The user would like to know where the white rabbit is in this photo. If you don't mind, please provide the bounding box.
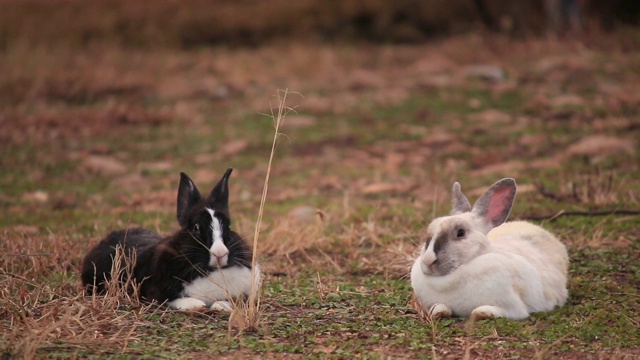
[410,178,569,320]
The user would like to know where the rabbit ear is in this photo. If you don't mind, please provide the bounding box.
[177,172,202,228]
[451,182,472,214]
[472,178,516,228]
[207,168,233,215]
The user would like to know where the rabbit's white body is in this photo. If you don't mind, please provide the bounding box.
[171,264,262,310]
[411,221,568,319]
[410,179,569,320]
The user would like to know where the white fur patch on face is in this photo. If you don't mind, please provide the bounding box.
[421,222,440,275]
[421,240,437,275]
[206,208,229,267]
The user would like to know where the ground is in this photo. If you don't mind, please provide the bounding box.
[1,32,639,359]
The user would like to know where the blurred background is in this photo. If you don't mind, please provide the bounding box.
[1,0,639,224]
[1,0,639,48]
[1,0,639,232]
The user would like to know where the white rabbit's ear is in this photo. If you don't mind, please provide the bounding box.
[472,178,516,228]
[177,172,202,228]
[451,182,472,214]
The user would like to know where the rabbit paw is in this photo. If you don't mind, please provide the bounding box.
[429,303,452,319]
[210,301,233,313]
[470,305,503,321]
[169,297,207,310]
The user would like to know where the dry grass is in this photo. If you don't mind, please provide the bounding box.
[537,170,626,206]
[260,212,327,264]
[0,231,163,359]
[569,171,619,205]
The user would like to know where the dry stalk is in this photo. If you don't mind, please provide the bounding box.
[315,273,331,300]
[229,89,294,335]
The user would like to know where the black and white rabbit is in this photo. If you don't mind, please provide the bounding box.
[81,168,260,311]
[411,178,569,320]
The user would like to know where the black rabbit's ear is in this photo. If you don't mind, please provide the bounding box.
[177,172,202,227]
[207,168,233,215]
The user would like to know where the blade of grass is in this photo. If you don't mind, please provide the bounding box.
[231,88,295,333]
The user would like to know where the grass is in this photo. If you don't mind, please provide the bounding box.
[1,27,640,359]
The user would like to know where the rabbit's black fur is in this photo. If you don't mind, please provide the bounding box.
[81,169,255,308]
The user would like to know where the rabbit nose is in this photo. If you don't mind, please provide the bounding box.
[211,249,229,258]
[421,251,437,274]
[423,252,437,266]
[210,241,229,258]
[420,259,437,275]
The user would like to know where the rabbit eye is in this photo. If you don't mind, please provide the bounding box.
[456,228,465,239]
[193,224,200,232]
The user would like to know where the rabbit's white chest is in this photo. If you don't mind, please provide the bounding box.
[411,253,519,314]
[181,265,259,306]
